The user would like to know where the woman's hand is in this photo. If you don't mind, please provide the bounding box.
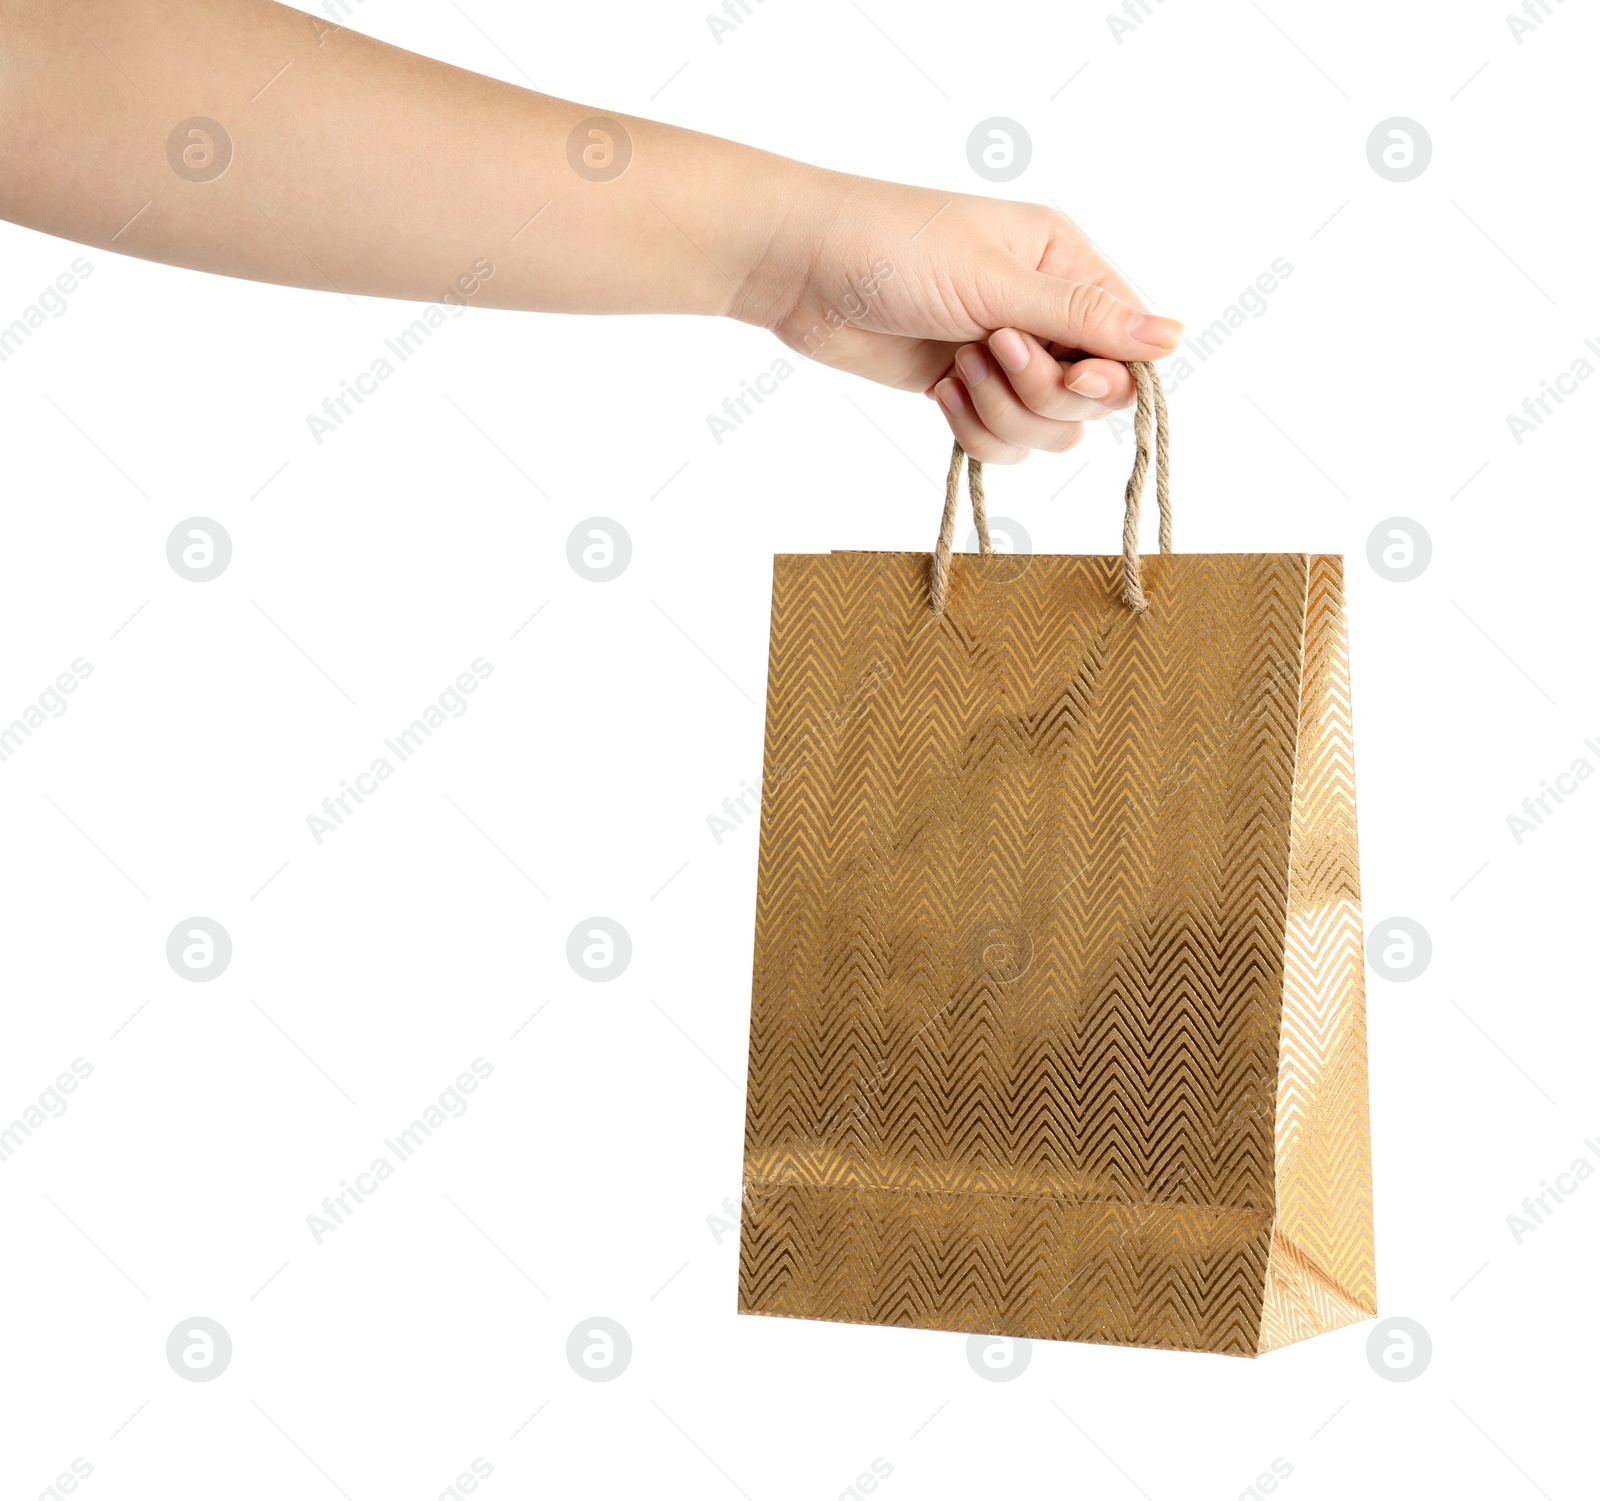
[741,173,1184,462]
[0,0,1180,467]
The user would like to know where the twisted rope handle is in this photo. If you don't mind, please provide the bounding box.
[930,440,992,615]
[929,359,1170,615]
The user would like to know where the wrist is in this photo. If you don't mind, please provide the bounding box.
[722,154,846,329]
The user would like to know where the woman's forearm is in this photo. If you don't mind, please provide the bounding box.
[0,0,814,319]
[2,0,1185,456]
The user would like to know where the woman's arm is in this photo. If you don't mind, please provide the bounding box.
[0,0,1183,458]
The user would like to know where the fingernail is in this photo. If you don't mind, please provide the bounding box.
[1128,313,1184,350]
[936,378,968,415]
[1067,369,1110,398]
[990,328,1029,373]
[955,346,989,386]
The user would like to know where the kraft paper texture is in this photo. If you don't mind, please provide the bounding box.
[738,550,1376,1356]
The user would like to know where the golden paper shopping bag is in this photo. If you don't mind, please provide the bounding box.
[738,365,1376,1356]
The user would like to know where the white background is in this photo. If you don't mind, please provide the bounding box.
[3,0,1597,1497]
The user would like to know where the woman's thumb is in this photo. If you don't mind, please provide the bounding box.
[1003,271,1183,361]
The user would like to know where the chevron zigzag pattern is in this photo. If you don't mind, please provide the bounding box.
[1259,554,1376,1351]
[738,549,1376,1356]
